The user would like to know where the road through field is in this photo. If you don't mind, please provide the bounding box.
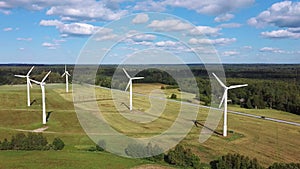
[91,84,300,127]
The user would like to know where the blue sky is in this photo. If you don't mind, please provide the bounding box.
[0,0,300,64]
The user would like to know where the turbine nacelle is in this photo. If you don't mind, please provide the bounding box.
[30,71,51,86]
[62,65,71,77]
[212,73,248,108]
[123,68,144,91]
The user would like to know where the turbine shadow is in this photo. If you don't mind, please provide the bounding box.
[46,111,53,122]
[30,99,37,106]
[74,98,113,103]
[120,102,130,110]
[192,120,222,136]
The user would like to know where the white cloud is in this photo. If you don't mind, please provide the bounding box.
[133,0,166,12]
[214,13,234,22]
[218,23,242,28]
[3,27,13,31]
[261,29,300,39]
[93,27,117,41]
[39,19,62,27]
[259,47,284,53]
[16,37,32,41]
[248,1,300,28]
[42,42,59,49]
[222,50,239,56]
[132,13,149,24]
[148,19,192,31]
[189,26,221,36]
[46,1,127,21]
[42,38,65,49]
[162,0,254,15]
[131,34,156,42]
[1,0,127,21]
[40,20,102,36]
[155,40,179,47]
[94,34,118,41]
[59,23,100,36]
[19,47,25,51]
[189,38,236,46]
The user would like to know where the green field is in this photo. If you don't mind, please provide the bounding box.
[0,83,300,168]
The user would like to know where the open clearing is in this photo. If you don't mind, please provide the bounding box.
[0,83,300,168]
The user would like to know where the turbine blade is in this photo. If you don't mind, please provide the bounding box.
[228,84,248,89]
[122,68,131,78]
[132,77,144,80]
[66,72,71,76]
[219,92,226,108]
[30,79,41,85]
[28,79,33,88]
[41,71,51,83]
[14,75,26,78]
[125,80,131,91]
[65,65,67,72]
[212,73,227,88]
[26,66,34,76]
[61,72,66,77]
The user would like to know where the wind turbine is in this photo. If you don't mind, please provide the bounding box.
[30,71,51,124]
[61,65,71,93]
[14,66,34,107]
[123,68,144,111]
[212,73,248,137]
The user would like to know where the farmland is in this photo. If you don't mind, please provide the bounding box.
[0,83,299,168]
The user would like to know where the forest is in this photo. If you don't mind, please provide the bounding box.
[0,64,299,115]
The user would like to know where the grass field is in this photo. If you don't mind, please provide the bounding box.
[0,83,300,168]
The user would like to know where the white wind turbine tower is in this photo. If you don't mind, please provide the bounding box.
[123,68,144,111]
[14,66,34,107]
[212,73,248,137]
[30,71,51,124]
[61,65,71,93]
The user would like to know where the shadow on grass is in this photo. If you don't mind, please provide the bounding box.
[192,120,223,136]
[30,99,37,106]
[120,102,130,110]
[46,111,53,122]
[74,98,113,103]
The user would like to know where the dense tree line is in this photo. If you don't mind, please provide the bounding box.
[0,133,64,151]
[210,153,300,169]
[268,162,300,169]
[211,153,264,169]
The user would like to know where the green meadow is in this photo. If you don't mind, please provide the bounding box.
[0,83,300,168]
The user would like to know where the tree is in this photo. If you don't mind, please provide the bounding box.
[52,137,65,150]
[268,162,300,169]
[165,145,201,169]
[211,153,264,169]
[0,138,11,150]
[170,93,177,99]
[125,142,164,161]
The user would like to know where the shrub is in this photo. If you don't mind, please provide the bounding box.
[211,153,264,169]
[52,137,65,150]
[268,162,300,169]
[125,142,164,161]
[170,93,177,99]
[165,145,201,169]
